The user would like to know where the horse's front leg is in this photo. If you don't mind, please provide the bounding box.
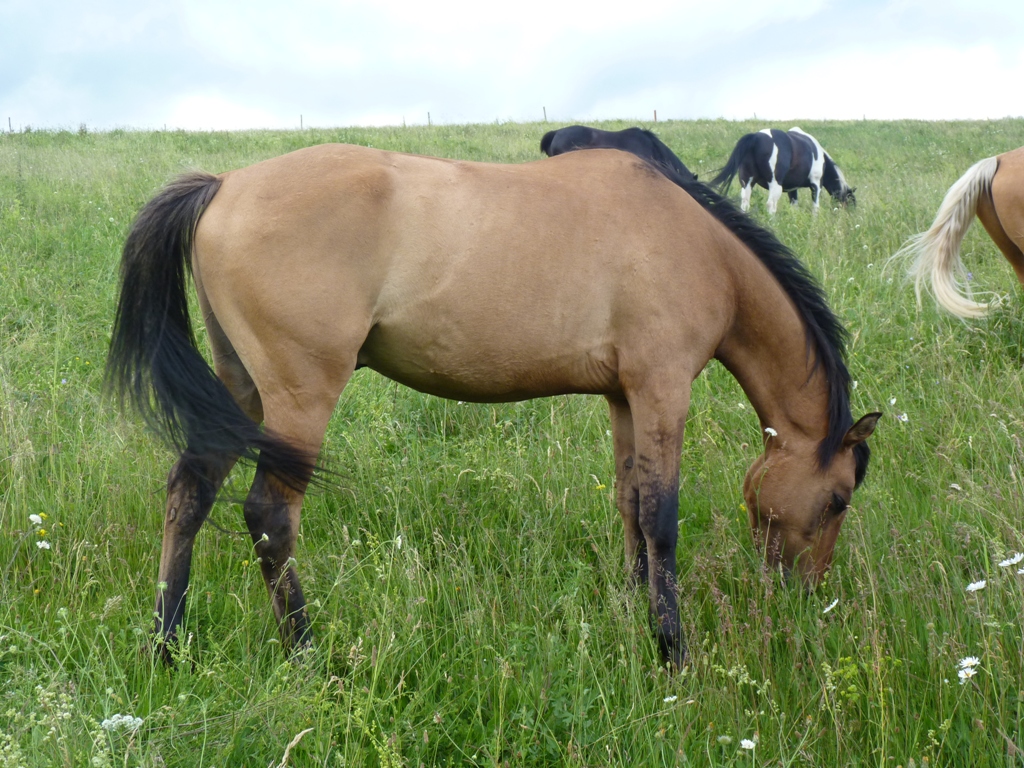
[740,178,754,212]
[630,384,690,669]
[766,178,783,215]
[155,453,236,661]
[811,183,822,213]
[607,397,646,585]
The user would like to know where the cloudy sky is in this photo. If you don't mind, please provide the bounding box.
[2,0,1022,131]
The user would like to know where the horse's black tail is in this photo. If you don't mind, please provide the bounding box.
[540,130,556,156]
[709,133,759,192]
[106,172,317,489]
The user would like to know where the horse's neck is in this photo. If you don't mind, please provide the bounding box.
[822,158,843,194]
[715,262,831,445]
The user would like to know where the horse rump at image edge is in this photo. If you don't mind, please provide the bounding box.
[898,145,1024,318]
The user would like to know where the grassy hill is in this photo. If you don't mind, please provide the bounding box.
[2,119,1023,766]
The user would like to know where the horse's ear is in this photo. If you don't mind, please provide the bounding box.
[843,412,881,448]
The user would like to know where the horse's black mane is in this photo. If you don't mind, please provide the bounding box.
[635,130,672,161]
[642,160,867,477]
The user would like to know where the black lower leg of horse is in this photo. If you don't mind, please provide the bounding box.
[788,190,799,205]
[639,472,685,669]
[244,464,311,651]
[155,453,234,661]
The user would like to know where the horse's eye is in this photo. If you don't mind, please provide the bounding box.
[830,493,848,515]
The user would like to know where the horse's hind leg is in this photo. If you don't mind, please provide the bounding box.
[242,354,356,652]
[154,297,260,660]
[156,454,236,660]
[788,190,799,206]
[244,457,315,650]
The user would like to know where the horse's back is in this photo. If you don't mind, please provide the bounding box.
[193,145,737,402]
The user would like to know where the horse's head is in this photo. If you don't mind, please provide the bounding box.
[822,156,855,207]
[836,186,857,207]
[742,412,880,586]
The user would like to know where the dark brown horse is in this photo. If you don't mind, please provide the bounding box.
[540,125,698,180]
[900,145,1024,317]
[107,145,879,667]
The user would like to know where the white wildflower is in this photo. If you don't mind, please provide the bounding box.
[958,656,980,669]
[966,580,986,592]
[897,413,909,423]
[663,695,678,703]
[36,540,51,550]
[100,713,144,732]
[822,598,839,614]
[717,735,732,745]
[764,427,777,437]
[395,535,403,550]
[998,553,1024,567]
[949,483,962,491]
[958,667,977,684]
[852,380,858,389]
[29,514,43,525]
[740,738,757,750]
[889,397,897,405]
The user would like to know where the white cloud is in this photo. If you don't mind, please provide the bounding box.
[165,92,292,131]
[708,43,1024,120]
[1,0,1022,129]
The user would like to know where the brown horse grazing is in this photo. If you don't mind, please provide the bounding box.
[901,146,1024,318]
[107,144,880,667]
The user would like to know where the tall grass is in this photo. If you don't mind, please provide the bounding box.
[2,120,1023,766]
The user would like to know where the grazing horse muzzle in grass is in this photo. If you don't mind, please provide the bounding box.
[540,124,698,180]
[743,414,878,585]
[710,127,855,214]
[898,145,1024,318]
[107,144,879,669]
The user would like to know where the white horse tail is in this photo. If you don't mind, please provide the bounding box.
[899,155,999,318]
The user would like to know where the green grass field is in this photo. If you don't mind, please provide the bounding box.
[2,119,1023,767]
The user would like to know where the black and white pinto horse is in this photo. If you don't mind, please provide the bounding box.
[541,125,698,180]
[710,128,855,214]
